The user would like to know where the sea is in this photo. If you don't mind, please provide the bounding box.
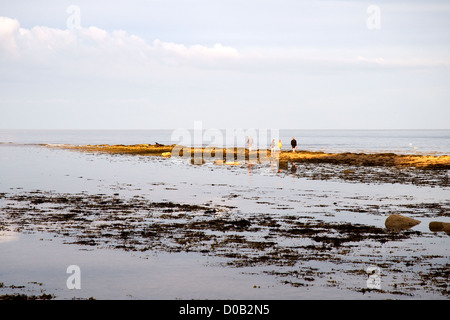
[0,129,449,300]
[1,129,450,155]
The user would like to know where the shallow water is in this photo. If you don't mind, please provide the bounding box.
[0,143,449,299]
[5,230,393,300]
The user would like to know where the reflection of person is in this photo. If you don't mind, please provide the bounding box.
[278,139,282,151]
[291,137,297,152]
[247,135,253,151]
[291,162,297,176]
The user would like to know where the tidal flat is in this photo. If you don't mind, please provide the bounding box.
[0,144,449,299]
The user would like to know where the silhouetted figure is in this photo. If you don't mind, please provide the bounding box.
[290,137,297,152]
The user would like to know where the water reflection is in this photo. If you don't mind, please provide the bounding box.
[0,231,20,243]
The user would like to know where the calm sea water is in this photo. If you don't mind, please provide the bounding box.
[1,129,449,155]
[0,129,449,299]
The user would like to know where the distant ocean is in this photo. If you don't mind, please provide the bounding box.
[1,129,449,155]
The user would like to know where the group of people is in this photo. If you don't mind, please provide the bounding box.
[268,137,298,153]
[246,135,299,153]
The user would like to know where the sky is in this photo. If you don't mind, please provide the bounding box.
[1,0,449,130]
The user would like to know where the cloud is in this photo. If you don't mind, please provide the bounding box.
[151,39,239,67]
[2,15,448,77]
[152,39,239,59]
[0,16,240,71]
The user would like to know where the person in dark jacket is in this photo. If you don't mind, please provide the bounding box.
[290,137,297,152]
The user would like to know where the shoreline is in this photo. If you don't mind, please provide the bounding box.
[47,143,450,169]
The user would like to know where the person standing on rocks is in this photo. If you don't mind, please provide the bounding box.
[291,137,297,152]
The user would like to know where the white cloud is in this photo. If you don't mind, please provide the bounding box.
[152,40,238,59]
[2,15,448,76]
[0,16,241,71]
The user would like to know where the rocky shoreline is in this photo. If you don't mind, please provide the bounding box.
[46,143,450,188]
[47,143,450,170]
